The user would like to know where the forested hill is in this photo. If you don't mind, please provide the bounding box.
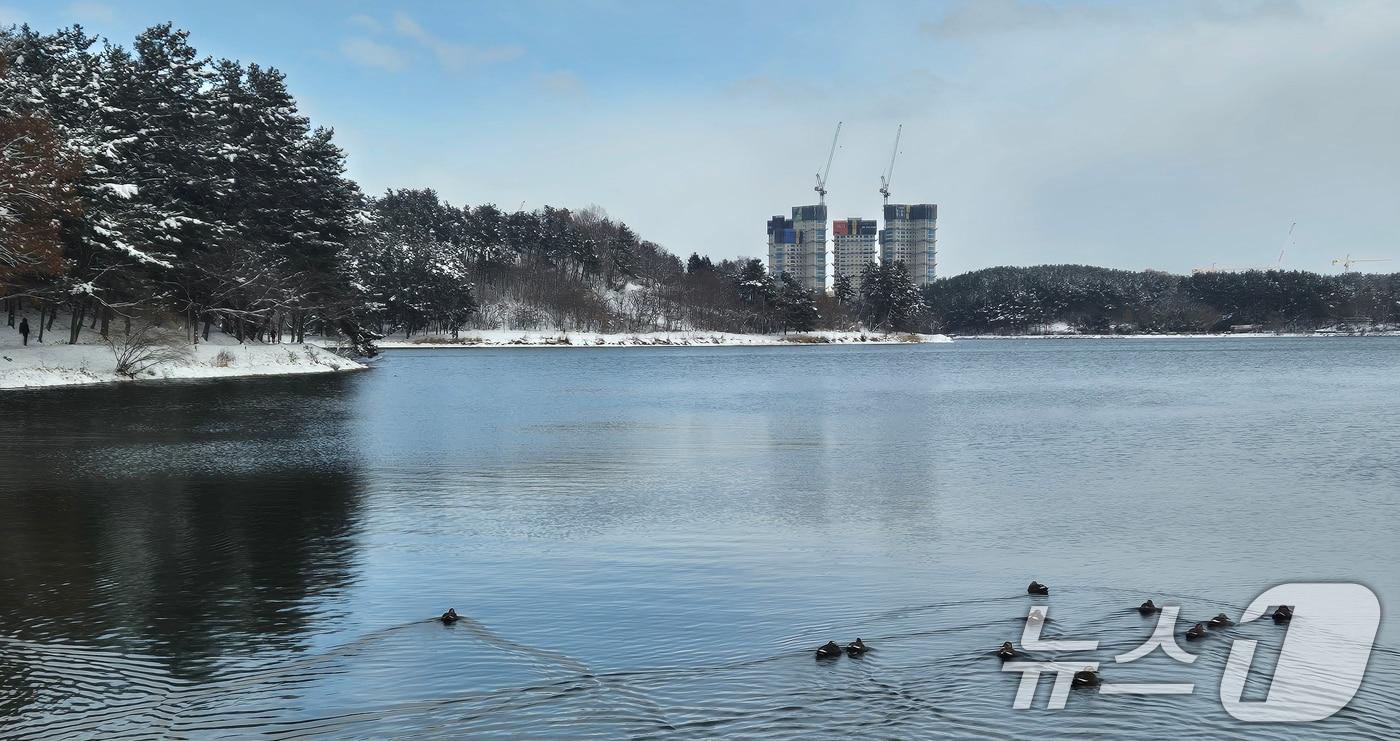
[926,265,1400,334]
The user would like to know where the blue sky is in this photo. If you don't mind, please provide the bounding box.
[4,1,1399,275]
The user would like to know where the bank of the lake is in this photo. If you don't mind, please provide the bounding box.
[378,329,953,348]
[0,339,364,390]
[952,331,1400,339]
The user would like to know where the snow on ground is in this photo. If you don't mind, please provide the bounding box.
[953,330,1400,339]
[0,317,364,390]
[378,330,953,349]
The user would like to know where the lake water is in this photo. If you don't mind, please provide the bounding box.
[2,339,1398,738]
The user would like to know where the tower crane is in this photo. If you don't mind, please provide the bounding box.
[813,122,842,206]
[878,124,902,206]
[1332,255,1391,272]
[1278,221,1295,268]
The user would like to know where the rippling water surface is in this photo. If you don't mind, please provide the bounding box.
[2,339,1399,738]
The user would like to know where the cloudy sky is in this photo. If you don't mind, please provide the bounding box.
[5,0,1399,275]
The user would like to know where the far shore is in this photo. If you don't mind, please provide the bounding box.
[950,331,1400,340]
[374,328,1399,349]
[376,330,953,349]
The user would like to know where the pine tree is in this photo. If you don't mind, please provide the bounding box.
[859,261,926,332]
[778,273,818,333]
[833,273,853,305]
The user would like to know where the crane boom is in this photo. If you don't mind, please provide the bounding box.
[1332,254,1391,272]
[879,124,902,206]
[813,122,842,205]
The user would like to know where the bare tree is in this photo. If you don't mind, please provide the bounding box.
[107,317,191,378]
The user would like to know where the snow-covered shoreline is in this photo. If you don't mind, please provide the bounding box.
[376,330,953,349]
[0,341,365,390]
[950,331,1400,340]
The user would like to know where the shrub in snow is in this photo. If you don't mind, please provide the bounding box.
[107,319,190,378]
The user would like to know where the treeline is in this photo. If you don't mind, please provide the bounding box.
[926,265,1400,334]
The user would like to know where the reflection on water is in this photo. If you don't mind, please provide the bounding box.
[1,340,1399,737]
[0,377,364,734]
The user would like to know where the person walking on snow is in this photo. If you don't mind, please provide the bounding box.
[18,317,30,346]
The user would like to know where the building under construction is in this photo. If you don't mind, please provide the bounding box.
[767,203,938,292]
[766,124,939,293]
[880,204,938,285]
[833,218,879,291]
[766,205,828,293]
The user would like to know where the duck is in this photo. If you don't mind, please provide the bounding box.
[1185,622,1207,641]
[997,641,1017,660]
[845,638,869,656]
[1027,581,1050,596]
[1272,605,1293,623]
[1072,667,1100,688]
[816,641,843,659]
[1208,613,1234,628]
[1026,608,1046,625]
[1138,599,1160,615]
[440,608,460,624]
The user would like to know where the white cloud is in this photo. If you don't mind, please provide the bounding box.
[65,2,116,25]
[538,70,584,97]
[346,14,382,34]
[920,0,1302,38]
[391,12,523,70]
[346,1,1400,275]
[339,37,406,72]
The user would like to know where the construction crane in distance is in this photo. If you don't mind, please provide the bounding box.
[1278,221,1295,268]
[1332,254,1391,272]
[813,121,842,206]
[1192,222,1295,274]
[879,124,903,206]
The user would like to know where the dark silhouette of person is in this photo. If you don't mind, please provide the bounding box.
[18,317,30,346]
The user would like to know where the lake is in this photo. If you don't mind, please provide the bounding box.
[2,339,1398,738]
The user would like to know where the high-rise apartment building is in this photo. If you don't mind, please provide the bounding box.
[879,204,938,285]
[833,217,878,290]
[767,204,827,292]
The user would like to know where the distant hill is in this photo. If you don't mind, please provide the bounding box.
[925,264,1400,334]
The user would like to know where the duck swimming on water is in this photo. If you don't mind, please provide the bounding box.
[1027,581,1049,596]
[816,641,843,659]
[1072,667,1100,687]
[1208,613,1234,628]
[1272,605,1293,623]
[997,642,1017,660]
[1138,599,1161,615]
[1185,623,1207,641]
[845,638,869,656]
[440,608,460,624]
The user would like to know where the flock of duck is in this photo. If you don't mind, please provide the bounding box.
[802,580,1296,688]
[815,638,868,659]
[1007,582,1293,687]
[435,581,1297,688]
